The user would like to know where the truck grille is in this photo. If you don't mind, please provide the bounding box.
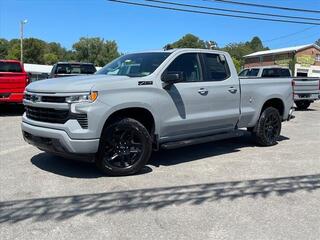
[26,106,69,124]
[24,94,66,103]
[25,106,88,128]
[41,96,66,103]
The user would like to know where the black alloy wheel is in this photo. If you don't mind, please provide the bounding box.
[96,118,152,176]
[253,107,282,146]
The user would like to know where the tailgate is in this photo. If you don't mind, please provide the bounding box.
[0,72,27,94]
[293,77,319,94]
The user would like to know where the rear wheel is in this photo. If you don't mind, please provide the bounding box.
[96,118,152,176]
[295,100,311,110]
[253,107,281,146]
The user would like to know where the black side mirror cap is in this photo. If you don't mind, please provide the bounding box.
[161,71,183,85]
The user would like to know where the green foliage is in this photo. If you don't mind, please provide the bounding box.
[222,36,268,67]
[43,53,59,65]
[1,37,120,66]
[23,38,47,63]
[232,57,241,73]
[72,37,120,66]
[0,39,9,59]
[166,34,207,49]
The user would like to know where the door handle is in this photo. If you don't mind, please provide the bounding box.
[198,88,208,95]
[228,87,238,94]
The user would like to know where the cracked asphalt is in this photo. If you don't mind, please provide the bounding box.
[0,102,319,240]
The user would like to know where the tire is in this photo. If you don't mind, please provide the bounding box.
[96,118,152,176]
[253,107,281,146]
[295,101,311,110]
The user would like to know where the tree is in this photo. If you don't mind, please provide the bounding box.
[249,36,265,52]
[232,57,241,73]
[6,39,21,60]
[316,39,320,47]
[166,34,207,49]
[72,37,120,66]
[23,38,47,63]
[43,53,59,65]
[223,36,268,67]
[0,39,9,59]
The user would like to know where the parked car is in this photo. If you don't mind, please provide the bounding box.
[49,62,96,78]
[0,60,29,104]
[22,49,294,176]
[239,66,320,110]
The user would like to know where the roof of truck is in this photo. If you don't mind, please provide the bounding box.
[244,44,320,58]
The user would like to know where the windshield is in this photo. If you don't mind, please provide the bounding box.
[55,64,96,74]
[96,52,171,77]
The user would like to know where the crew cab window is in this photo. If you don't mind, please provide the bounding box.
[166,53,201,82]
[0,62,22,72]
[239,68,259,77]
[262,68,291,78]
[203,54,230,81]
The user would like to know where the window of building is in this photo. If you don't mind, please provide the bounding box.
[315,54,320,62]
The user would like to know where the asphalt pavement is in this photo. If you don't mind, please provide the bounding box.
[0,102,319,240]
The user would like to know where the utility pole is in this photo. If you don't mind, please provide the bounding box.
[20,19,28,63]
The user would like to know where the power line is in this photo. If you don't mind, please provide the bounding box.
[263,27,316,43]
[108,0,320,26]
[205,0,320,14]
[146,0,320,22]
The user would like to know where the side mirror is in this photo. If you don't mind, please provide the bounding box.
[162,71,183,85]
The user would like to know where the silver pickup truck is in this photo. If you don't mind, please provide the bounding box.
[22,49,294,176]
[239,66,320,110]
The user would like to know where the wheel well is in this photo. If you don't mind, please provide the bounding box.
[261,98,285,117]
[103,107,155,135]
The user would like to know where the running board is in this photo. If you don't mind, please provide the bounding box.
[160,130,244,150]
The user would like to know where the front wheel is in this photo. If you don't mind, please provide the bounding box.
[253,107,282,146]
[295,100,311,110]
[96,118,152,176]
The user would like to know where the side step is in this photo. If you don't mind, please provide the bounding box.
[160,130,244,150]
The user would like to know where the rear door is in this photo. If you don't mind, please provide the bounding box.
[199,53,240,131]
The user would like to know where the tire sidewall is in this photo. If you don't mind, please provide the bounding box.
[254,107,281,146]
[96,118,152,176]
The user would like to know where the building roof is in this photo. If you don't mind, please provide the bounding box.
[244,44,320,58]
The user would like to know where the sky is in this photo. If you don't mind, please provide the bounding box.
[0,0,319,53]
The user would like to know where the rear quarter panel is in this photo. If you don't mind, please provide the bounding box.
[238,77,293,128]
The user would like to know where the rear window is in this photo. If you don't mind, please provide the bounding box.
[262,68,291,78]
[0,62,22,72]
[239,68,259,77]
[55,64,96,74]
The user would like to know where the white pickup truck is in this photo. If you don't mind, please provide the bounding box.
[239,66,320,110]
[22,49,294,175]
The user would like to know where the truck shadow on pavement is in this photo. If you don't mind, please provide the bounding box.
[30,133,289,178]
[0,173,319,224]
[0,104,24,116]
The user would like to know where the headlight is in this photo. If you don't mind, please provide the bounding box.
[65,91,98,103]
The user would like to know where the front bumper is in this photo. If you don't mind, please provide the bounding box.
[22,121,99,162]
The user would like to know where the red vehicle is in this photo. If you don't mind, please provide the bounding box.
[0,60,29,103]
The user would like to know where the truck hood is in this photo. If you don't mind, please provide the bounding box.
[26,74,129,93]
